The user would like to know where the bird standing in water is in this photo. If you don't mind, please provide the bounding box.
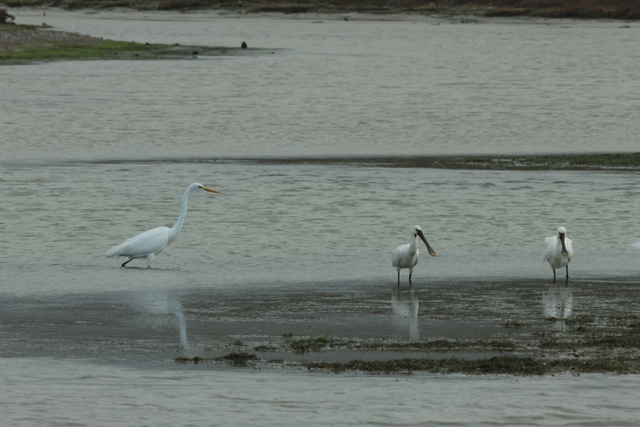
[106,183,220,268]
[544,226,573,286]
[392,225,436,285]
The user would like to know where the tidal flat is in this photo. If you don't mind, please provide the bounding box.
[168,280,640,375]
[5,276,635,376]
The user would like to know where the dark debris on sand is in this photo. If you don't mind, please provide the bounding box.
[175,314,640,375]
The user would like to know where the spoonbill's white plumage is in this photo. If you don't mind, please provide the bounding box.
[106,183,220,268]
[392,225,436,285]
[544,226,573,286]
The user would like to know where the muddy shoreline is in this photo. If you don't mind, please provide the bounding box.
[2,0,640,19]
[0,23,270,62]
[229,152,640,171]
[8,277,640,376]
[175,310,640,375]
[169,278,640,375]
[85,152,640,171]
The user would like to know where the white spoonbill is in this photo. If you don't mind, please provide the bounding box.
[106,183,220,268]
[392,225,436,285]
[544,226,573,286]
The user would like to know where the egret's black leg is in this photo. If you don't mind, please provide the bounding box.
[121,258,133,268]
[409,273,412,285]
[553,269,556,284]
[397,271,400,286]
[565,266,569,287]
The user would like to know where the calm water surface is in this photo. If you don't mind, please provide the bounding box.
[1,9,640,426]
[4,9,640,161]
[3,358,640,426]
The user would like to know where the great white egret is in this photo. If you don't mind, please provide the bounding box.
[544,226,573,286]
[106,183,220,268]
[392,225,436,285]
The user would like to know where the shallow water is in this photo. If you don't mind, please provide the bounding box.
[5,9,640,161]
[2,161,639,291]
[2,9,640,426]
[3,358,640,427]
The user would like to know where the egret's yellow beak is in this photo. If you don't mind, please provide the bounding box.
[203,187,221,194]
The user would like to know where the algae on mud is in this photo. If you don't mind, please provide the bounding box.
[175,312,640,375]
[175,352,260,366]
[299,355,640,375]
[254,334,519,354]
[175,352,640,375]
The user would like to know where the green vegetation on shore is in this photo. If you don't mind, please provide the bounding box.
[0,39,167,61]
[0,24,267,63]
[0,23,35,31]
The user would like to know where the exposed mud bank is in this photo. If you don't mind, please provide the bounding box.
[177,152,640,171]
[2,0,640,19]
[176,313,640,375]
[0,23,271,63]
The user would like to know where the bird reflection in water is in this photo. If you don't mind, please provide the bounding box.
[391,286,420,340]
[542,285,573,331]
[131,291,191,352]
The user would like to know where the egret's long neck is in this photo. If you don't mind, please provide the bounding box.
[169,187,193,242]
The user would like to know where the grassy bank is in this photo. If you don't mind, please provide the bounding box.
[0,33,168,62]
[0,24,268,63]
[2,0,640,19]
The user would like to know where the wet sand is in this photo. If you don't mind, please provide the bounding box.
[3,277,639,374]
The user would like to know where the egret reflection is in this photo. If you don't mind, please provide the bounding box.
[391,286,420,340]
[542,286,573,331]
[131,291,191,352]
